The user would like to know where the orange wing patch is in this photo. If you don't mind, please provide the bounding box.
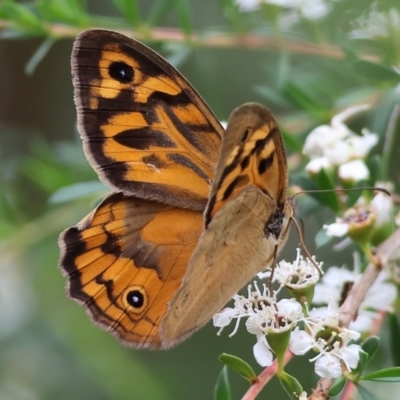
[60,193,203,348]
[72,29,223,211]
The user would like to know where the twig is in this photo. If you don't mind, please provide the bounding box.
[309,228,400,400]
[0,20,379,61]
[242,351,294,400]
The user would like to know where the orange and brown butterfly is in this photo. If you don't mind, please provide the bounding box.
[59,29,293,349]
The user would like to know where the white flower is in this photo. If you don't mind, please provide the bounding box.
[323,221,349,237]
[213,281,304,368]
[323,203,376,241]
[303,104,378,173]
[290,309,362,378]
[338,159,369,182]
[265,248,322,290]
[370,191,393,228]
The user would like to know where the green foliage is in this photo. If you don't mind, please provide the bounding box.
[214,366,232,400]
[219,353,258,384]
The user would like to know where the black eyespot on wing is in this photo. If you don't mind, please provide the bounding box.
[127,289,145,308]
[109,61,134,83]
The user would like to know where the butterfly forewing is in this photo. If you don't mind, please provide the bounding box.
[162,103,293,345]
[72,29,223,211]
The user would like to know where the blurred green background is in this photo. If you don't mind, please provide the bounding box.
[1,0,400,399]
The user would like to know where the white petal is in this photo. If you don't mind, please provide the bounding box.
[303,125,338,158]
[213,308,237,327]
[331,104,370,127]
[314,354,342,378]
[362,281,397,311]
[341,344,361,370]
[277,298,302,318]
[323,222,349,237]
[351,130,378,158]
[370,192,393,227]
[305,157,331,174]
[326,140,353,165]
[348,310,375,332]
[245,315,262,335]
[338,160,369,182]
[290,330,315,355]
[253,340,274,367]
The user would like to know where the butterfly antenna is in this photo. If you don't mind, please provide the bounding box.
[291,186,390,198]
[290,216,323,277]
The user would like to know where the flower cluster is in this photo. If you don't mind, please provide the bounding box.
[303,104,378,182]
[213,247,397,378]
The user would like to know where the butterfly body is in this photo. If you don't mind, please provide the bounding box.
[59,29,292,349]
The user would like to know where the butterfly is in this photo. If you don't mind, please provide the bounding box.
[59,29,293,349]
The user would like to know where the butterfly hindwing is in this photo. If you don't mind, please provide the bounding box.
[72,29,223,211]
[60,193,203,348]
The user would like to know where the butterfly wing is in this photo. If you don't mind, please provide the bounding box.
[60,193,203,348]
[72,29,223,211]
[162,103,293,345]
[61,29,223,348]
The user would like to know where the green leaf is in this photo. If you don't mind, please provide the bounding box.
[175,0,192,36]
[1,1,46,34]
[219,353,258,384]
[361,367,400,382]
[389,314,400,366]
[284,82,328,120]
[280,128,303,153]
[328,377,346,397]
[147,0,174,26]
[355,383,378,400]
[360,336,379,361]
[49,181,108,204]
[214,366,232,400]
[38,0,90,26]
[313,169,339,212]
[351,60,400,83]
[351,350,369,377]
[255,86,292,109]
[25,37,56,75]
[217,0,246,32]
[111,0,140,26]
[279,372,303,399]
